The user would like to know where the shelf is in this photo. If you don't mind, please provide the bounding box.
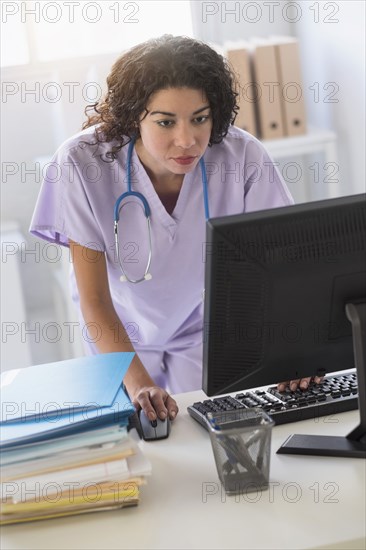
[262,126,338,163]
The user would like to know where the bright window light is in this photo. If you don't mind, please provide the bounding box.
[1,1,194,65]
[1,16,29,67]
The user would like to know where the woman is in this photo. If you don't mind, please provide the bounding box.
[30,35,303,423]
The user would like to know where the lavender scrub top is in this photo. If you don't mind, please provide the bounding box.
[30,125,293,385]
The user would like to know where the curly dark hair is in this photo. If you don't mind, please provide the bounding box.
[82,35,239,160]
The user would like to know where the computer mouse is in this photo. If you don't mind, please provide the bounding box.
[138,410,171,441]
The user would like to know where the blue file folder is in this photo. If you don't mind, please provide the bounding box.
[0,353,136,449]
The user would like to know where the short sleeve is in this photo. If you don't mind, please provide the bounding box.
[243,138,294,212]
[29,144,105,251]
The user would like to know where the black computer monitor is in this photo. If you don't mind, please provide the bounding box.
[203,193,366,458]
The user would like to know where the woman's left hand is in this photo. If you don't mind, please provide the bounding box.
[277,376,324,392]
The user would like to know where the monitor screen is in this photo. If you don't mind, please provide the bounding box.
[203,193,366,397]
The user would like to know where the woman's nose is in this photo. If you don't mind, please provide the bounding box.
[173,125,196,149]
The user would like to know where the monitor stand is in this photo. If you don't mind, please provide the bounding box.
[277,302,366,458]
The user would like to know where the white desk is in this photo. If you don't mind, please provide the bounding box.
[1,390,365,550]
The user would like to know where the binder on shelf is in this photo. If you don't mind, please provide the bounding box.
[225,41,257,136]
[272,36,307,137]
[251,38,285,140]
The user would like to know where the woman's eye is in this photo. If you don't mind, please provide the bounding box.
[194,115,210,124]
[157,120,174,128]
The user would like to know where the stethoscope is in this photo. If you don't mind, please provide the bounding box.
[114,137,210,283]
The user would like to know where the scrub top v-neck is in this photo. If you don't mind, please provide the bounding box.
[129,144,195,236]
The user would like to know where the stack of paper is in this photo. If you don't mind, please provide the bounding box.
[0,353,152,524]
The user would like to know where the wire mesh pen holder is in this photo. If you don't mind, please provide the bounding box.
[207,408,274,495]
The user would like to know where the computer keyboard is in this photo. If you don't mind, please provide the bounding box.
[187,370,359,430]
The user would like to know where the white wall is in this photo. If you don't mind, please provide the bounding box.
[1,57,116,367]
[192,0,366,200]
[191,0,295,41]
[1,0,365,367]
[294,0,365,197]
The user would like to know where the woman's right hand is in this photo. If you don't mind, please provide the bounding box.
[130,385,179,422]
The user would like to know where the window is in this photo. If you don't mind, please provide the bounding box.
[1,14,29,66]
[1,1,194,66]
